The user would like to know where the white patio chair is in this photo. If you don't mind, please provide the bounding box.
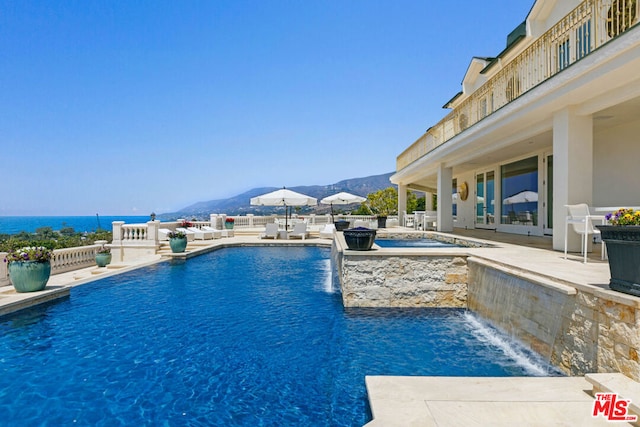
[260,223,279,239]
[403,212,414,228]
[319,224,336,239]
[423,210,437,230]
[288,222,309,240]
[564,204,605,263]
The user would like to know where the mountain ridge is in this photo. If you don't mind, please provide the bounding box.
[160,172,394,219]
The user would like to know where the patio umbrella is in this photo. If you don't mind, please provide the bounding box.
[503,190,538,205]
[320,191,367,220]
[250,187,317,230]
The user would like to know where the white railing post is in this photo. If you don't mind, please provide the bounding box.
[112,221,125,243]
[147,220,159,245]
[0,252,9,286]
[248,214,254,227]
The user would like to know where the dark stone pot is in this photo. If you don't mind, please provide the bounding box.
[334,220,350,231]
[597,225,640,297]
[377,216,387,228]
[343,227,376,251]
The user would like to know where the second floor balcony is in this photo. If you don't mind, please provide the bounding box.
[397,0,639,171]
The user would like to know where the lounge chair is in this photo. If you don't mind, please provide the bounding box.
[288,222,309,240]
[201,226,223,239]
[187,227,214,240]
[260,223,279,239]
[158,228,172,241]
[319,224,336,239]
[159,228,195,242]
[175,227,196,242]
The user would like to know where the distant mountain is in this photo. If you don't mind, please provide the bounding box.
[160,172,394,220]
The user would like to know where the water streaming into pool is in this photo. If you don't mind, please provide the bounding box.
[0,246,560,426]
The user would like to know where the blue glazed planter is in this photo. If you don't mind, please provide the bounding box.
[169,237,188,253]
[8,261,51,293]
[225,222,234,229]
[95,253,112,267]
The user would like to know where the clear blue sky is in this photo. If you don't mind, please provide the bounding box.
[1,0,533,216]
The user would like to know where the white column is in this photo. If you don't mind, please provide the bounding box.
[552,108,593,251]
[437,165,454,232]
[425,192,434,210]
[398,184,407,225]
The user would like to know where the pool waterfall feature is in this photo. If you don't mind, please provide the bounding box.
[333,232,640,381]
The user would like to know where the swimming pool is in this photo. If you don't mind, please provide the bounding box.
[0,246,559,426]
[375,238,461,248]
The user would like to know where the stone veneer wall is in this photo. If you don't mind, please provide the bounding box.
[333,236,468,308]
[334,234,640,380]
[467,258,640,381]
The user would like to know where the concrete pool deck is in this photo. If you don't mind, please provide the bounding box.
[365,375,638,426]
[1,229,638,426]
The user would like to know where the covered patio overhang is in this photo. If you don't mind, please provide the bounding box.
[392,27,640,251]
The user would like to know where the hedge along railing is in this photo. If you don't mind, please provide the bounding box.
[397,0,640,170]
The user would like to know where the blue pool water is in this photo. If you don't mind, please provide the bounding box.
[0,247,558,426]
[375,238,460,248]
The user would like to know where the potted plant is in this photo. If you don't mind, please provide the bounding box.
[3,246,54,292]
[95,244,112,267]
[225,217,235,230]
[597,208,640,296]
[367,187,398,229]
[167,229,188,253]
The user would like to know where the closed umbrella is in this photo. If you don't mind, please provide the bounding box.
[250,187,317,230]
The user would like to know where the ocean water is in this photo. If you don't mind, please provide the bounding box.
[0,216,150,235]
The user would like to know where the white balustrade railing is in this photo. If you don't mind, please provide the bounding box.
[0,244,106,284]
[51,244,103,274]
[121,224,148,241]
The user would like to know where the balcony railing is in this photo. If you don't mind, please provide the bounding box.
[397,0,639,171]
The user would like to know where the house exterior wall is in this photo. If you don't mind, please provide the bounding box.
[594,119,640,206]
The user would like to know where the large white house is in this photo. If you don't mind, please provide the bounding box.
[391,0,640,251]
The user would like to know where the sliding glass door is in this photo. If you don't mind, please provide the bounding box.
[475,170,496,229]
